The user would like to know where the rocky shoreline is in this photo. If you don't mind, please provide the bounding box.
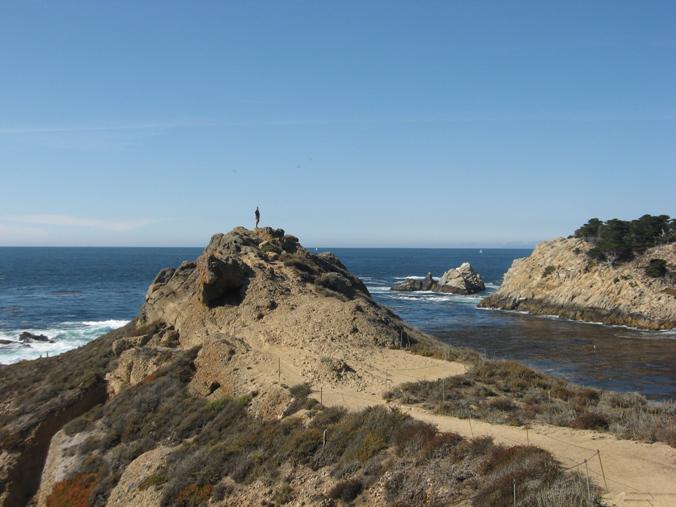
[479,237,676,330]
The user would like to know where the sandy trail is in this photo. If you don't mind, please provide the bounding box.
[249,343,676,507]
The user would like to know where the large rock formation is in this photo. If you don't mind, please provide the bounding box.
[392,262,485,295]
[479,238,676,330]
[0,226,443,507]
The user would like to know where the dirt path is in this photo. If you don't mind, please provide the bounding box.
[254,344,676,507]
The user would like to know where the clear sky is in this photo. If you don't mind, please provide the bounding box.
[1,1,674,247]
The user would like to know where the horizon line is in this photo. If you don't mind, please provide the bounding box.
[0,244,536,249]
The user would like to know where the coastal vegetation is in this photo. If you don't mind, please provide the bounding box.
[385,359,676,447]
[51,350,601,507]
[574,214,674,266]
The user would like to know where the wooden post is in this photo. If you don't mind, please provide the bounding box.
[468,415,474,437]
[512,478,516,507]
[278,358,281,383]
[320,386,323,405]
[323,429,327,447]
[441,379,445,404]
[597,450,608,492]
[584,459,591,503]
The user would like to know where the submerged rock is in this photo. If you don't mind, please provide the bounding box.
[392,263,486,295]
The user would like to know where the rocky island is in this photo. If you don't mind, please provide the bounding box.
[480,215,676,330]
[391,262,485,294]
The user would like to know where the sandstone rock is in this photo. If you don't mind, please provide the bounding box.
[106,347,180,395]
[259,240,281,254]
[317,252,347,271]
[438,262,486,294]
[479,238,676,330]
[391,264,485,295]
[198,255,252,307]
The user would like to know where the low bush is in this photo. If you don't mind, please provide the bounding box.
[328,478,363,502]
[646,258,668,278]
[386,359,676,447]
[571,411,609,430]
[46,473,98,507]
[543,265,556,277]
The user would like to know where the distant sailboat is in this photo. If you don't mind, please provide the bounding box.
[479,249,483,254]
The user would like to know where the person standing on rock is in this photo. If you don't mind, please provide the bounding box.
[255,206,260,228]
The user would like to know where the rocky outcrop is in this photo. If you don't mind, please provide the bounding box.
[391,262,486,295]
[479,238,676,330]
[0,226,443,507]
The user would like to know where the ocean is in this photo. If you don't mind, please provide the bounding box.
[1,246,675,400]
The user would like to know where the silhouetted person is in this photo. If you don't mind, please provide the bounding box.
[255,206,260,228]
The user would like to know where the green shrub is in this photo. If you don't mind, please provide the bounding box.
[646,258,668,278]
[328,478,363,502]
[575,215,674,265]
[543,265,556,277]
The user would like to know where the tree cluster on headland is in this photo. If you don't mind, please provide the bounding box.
[574,214,674,267]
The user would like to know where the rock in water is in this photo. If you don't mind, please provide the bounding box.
[18,331,54,343]
[438,262,486,294]
[391,263,485,295]
[479,238,676,330]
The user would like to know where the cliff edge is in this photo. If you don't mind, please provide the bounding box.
[479,237,676,330]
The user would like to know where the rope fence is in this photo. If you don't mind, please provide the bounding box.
[268,351,673,503]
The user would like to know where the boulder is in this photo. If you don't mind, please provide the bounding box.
[18,332,54,343]
[391,272,436,292]
[438,262,486,294]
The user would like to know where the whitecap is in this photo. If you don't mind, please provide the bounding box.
[0,319,130,365]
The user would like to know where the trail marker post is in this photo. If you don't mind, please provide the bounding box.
[597,449,608,492]
[584,459,591,503]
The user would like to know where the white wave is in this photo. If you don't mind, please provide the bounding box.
[0,319,130,365]
[367,286,391,293]
[484,282,500,289]
[80,320,129,328]
[393,275,439,281]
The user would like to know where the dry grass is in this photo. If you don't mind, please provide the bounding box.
[386,359,676,447]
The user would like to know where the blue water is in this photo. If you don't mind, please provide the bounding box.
[1,247,675,399]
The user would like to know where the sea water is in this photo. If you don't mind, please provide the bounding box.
[1,246,674,399]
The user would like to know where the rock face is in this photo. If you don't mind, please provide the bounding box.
[392,262,486,295]
[479,238,676,330]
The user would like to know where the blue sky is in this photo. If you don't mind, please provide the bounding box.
[1,1,674,247]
